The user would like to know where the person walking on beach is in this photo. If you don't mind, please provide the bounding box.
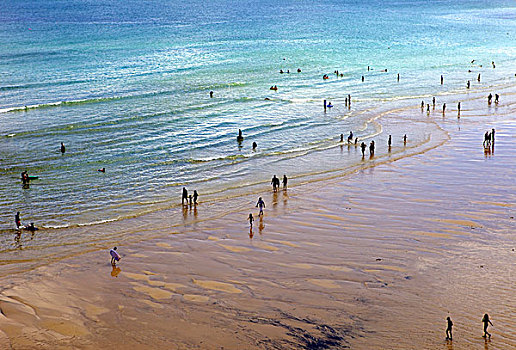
[483,131,491,147]
[432,97,436,108]
[403,134,407,145]
[388,135,392,148]
[15,212,21,229]
[248,213,254,228]
[283,175,288,189]
[495,94,499,104]
[446,317,453,340]
[182,187,188,205]
[256,197,266,216]
[193,190,198,205]
[347,131,353,143]
[110,247,121,266]
[271,175,280,192]
[360,142,366,156]
[369,140,375,155]
[421,101,424,109]
[482,313,493,338]
[488,93,492,104]
[443,103,446,114]
[340,134,344,142]
[457,102,461,115]
[491,128,495,143]
[60,142,66,154]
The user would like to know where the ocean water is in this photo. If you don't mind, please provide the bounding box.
[1,0,516,231]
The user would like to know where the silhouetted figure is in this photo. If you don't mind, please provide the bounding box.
[237,129,244,142]
[182,187,188,205]
[367,66,370,71]
[324,99,327,111]
[345,97,348,106]
[457,102,461,115]
[403,134,407,145]
[432,97,436,107]
[355,137,358,145]
[110,247,121,266]
[467,80,470,89]
[248,213,254,228]
[492,61,495,68]
[477,73,481,82]
[210,91,214,98]
[495,94,499,104]
[271,175,280,192]
[397,73,400,82]
[25,222,38,232]
[347,131,353,143]
[483,131,491,147]
[488,93,493,104]
[369,140,375,155]
[361,75,364,82]
[348,94,351,106]
[297,68,301,73]
[252,141,257,149]
[15,212,21,229]
[427,104,430,113]
[193,190,198,205]
[421,101,424,109]
[60,142,66,154]
[188,194,193,206]
[441,75,444,84]
[21,171,29,184]
[446,317,453,340]
[256,197,265,216]
[482,314,493,338]
[280,69,284,74]
[283,174,288,189]
[340,134,344,142]
[443,103,446,114]
[360,142,366,156]
[388,135,392,147]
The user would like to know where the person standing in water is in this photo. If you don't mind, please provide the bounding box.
[491,128,495,143]
[60,142,66,154]
[182,187,188,205]
[248,213,254,228]
[495,94,499,104]
[360,142,366,156]
[441,75,444,85]
[209,91,214,98]
[271,175,279,192]
[347,131,353,143]
[457,102,461,115]
[110,247,121,266]
[388,135,392,148]
[256,197,266,216]
[237,129,244,142]
[193,190,199,205]
[443,103,446,114]
[445,317,453,340]
[369,140,375,155]
[15,212,21,229]
[252,141,257,150]
[482,314,493,338]
[283,175,288,189]
[403,134,407,145]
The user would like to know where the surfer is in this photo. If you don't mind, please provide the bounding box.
[60,142,66,154]
[25,223,38,232]
[110,247,121,266]
[256,197,265,216]
[446,317,453,340]
[482,314,493,338]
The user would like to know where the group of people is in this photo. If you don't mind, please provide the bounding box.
[445,314,494,341]
[182,187,199,206]
[14,211,38,232]
[487,93,500,105]
[339,130,406,157]
[483,128,496,147]
[247,174,288,228]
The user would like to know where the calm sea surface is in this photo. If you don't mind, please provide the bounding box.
[1,0,515,230]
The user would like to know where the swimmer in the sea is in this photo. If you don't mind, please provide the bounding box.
[60,142,66,154]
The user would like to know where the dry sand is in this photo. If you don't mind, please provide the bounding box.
[1,92,515,349]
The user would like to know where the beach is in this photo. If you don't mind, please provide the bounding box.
[1,87,515,348]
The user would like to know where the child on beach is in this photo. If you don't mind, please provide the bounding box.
[248,213,254,227]
[446,317,453,340]
[482,314,493,338]
[110,247,121,266]
[256,197,265,216]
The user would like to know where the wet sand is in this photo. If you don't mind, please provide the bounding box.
[1,92,515,349]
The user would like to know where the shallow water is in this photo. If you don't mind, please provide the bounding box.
[1,0,516,232]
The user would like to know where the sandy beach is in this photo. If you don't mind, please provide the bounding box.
[1,86,515,349]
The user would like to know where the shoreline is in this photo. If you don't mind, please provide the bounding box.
[1,90,515,348]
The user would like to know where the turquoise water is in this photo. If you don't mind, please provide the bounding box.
[1,0,516,230]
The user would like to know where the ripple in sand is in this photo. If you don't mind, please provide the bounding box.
[140,299,164,309]
[207,236,219,241]
[253,242,279,251]
[266,239,300,248]
[218,244,251,252]
[123,272,149,282]
[192,279,242,293]
[434,218,482,228]
[183,294,209,302]
[307,279,341,289]
[156,242,172,248]
[149,281,187,292]
[131,282,173,300]
[473,201,514,208]
[278,262,313,269]
[130,253,147,258]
